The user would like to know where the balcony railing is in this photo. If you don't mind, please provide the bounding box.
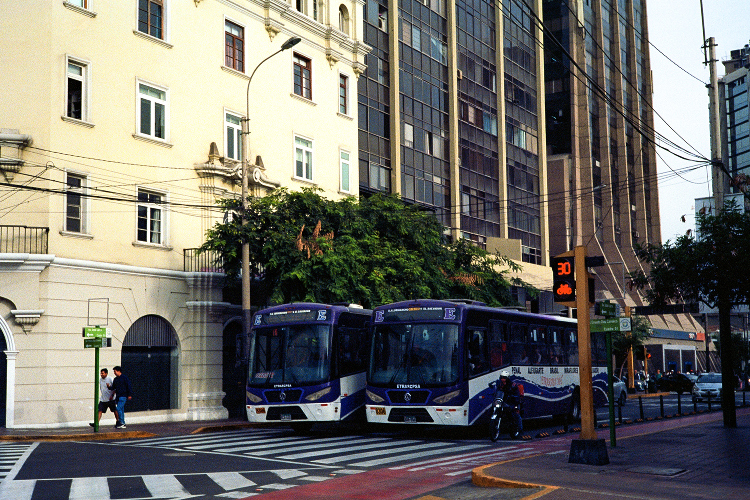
[0,225,49,254]
[184,248,224,273]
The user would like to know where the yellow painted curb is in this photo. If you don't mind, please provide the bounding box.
[0,430,156,442]
[472,459,559,499]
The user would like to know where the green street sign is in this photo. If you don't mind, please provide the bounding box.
[82,327,108,338]
[596,301,618,318]
[84,337,107,348]
[590,318,621,332]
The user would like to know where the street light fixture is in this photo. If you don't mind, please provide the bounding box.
[240,36,302,356]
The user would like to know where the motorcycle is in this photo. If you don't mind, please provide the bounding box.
[488,380,520,442]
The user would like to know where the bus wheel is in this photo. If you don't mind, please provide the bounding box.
[291,423,313,434]
[569,392,581,422]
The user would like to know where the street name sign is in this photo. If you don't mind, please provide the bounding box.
[84,337,107,348]
[82,326,109,338]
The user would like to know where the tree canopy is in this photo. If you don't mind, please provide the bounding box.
[629,200,750,427]
[200,188,534,309]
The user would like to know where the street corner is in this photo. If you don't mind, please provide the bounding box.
[471,462,552,491]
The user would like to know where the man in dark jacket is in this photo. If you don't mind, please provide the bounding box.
[498,370,523,438]
[109,365,133,429]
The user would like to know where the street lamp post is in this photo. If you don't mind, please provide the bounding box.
[240,36,302,361]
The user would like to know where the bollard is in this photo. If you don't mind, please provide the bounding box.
[743,390,746,407]
[660,395,664,417]
[618,402,622,424]
[707,393,712,411]
[639,396,644,420]
[694,398,697,413]
[677,392,682,415]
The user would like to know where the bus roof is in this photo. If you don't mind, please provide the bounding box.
[373,299,576,325]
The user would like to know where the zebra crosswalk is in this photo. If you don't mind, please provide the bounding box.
[111,428,495,469]
[0,428,552,500]
[0,442,36,483]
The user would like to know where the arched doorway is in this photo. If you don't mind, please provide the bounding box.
[223,319,245,418]
[121,315,178,412]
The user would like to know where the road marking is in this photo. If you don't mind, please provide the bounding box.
[350,444,486,468]
[142,474,192,498]
[0,442,37,483]
[69,476,110,500]
[313,441,450,465]
[207,472,256,490]
[0,479,35,500]
[276,439,421,460]
[271,469,307,479]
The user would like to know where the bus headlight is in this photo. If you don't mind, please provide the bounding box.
[367,389,385,403]
[432,390,460,405]
[305,387,332,401]
[246,391,262,403]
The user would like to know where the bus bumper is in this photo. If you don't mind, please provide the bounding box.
[366,405,468,425]
[246,403,343,423]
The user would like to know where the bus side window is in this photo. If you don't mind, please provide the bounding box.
[489,321,507,369]
[548,328,562,365]
[510,324,528,364]
[565,329,578,365]
[466,328,489,377]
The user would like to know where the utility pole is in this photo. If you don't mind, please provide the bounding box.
[705,36,724,211]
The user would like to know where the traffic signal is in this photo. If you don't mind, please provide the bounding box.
[551,255,576,304]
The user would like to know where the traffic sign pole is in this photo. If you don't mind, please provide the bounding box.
[606,330,616,448]
[575,245,596,441]
[94,346,100,433]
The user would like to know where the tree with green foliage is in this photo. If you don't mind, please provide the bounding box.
[200,188,533,309]
[629,200,750,427]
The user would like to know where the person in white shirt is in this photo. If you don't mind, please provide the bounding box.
[90,368,116,427]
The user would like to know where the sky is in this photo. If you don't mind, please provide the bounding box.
[648,1,750,242]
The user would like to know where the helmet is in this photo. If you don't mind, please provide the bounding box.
[499,369,510,379]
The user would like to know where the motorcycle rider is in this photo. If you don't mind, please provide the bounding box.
[497,369,523,438]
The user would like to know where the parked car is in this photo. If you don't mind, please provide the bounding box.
[692,373,724,402]
[612,375,627,406]
[655,372,695,394]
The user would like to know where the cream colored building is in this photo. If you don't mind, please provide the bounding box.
[0,0,368,428]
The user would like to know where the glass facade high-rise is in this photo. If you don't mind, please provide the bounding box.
[722,66,749,186]
[358,0,548,268]
[543,0,661,307]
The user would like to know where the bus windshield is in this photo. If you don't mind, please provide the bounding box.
[369,323,459,387]
[249,324,331,386]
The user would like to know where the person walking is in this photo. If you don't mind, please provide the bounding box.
[90,368,117,427]
[109,365,133,429]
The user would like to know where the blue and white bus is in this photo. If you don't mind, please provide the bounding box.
[365,299,609,426]
[246,303,371,430]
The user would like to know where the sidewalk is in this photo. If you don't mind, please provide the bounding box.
[472,407,750,500]
[0,417,256,442]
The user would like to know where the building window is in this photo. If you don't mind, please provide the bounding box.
[338,5,350,35]
[225,20,244,72]
[313,0,320,21]
[404,123,414,148]
[138,0,164,40]
[226,112,243,161]
[294,136,313,181]
[293,54,312,100]
[340,150,350,193]
[138,82,167,140]
[137,189,164,244]
[295,0,306,15]
[66,60,86,120]
[339,74,348,114]
[66,173,86,233]
[67,0,88,8]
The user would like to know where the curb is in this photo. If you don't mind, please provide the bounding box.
[0,430,156,442]
[190,422,258,434]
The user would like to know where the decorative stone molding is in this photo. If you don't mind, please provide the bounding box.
[194,142,241,185]
[10,310,43,333]
[187,392,229,421]
[0,130,31,182]
[326,49,342,68]
[265,20,283,41]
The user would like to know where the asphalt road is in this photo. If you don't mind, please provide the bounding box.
[1,393,747,500]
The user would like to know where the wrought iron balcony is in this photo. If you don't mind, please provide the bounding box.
[0,225,49,254]
[183,248,224,273]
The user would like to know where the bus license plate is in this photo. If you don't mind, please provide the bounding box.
[281,414,292,421]
[404,416,416,423]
